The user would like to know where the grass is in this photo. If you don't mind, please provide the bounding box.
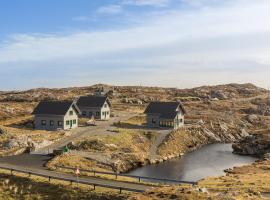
[0,169,129,200]
[199,159,270,194]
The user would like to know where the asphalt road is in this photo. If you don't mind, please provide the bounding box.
[0,154,155,192]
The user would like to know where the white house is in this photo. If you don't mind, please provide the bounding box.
[32,101,80,131]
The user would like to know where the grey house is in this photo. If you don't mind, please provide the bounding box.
[32,101,80,131]
[144,101,186,129]
[76,96,111,120]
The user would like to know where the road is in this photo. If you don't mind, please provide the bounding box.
[32,112,133,154]
[0,154,154,192]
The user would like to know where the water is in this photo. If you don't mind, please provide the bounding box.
[127,143,257,182]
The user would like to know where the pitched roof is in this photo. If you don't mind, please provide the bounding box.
[76,96,109,108]
[32,101,79,115]
[144,101,186,119]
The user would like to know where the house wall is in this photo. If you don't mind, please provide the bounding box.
[79,102,110,120]
[174,112,185,129]
[34,114,64,131]
[34,106,78,131]
[146,112,184,129]
[146,114,160,128]
[63,106,79,130]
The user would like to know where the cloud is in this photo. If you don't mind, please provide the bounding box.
[0,0,270,89]
[96,5,123,15]
[121,0,171,7]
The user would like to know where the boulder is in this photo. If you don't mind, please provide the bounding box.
[246,114,259,124]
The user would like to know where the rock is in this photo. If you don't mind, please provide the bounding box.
[211,90,228,100]
[5,140,20,148]
[0,127,7,135]
[232,134,270,156]
[263,153,270,160]
[246,114,259,124]
[240,129,249,138]
[203,128,222,142]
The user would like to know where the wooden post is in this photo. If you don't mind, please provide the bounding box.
[48,177,51,182]
[93,184,96,190]
[138,177,141,182]
[28,172,31,177]
[119,188,122,194]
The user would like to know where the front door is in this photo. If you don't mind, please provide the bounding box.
[70,120,72,129]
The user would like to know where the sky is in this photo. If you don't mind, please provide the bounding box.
[0,0,270,90]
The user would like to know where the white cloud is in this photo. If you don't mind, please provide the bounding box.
[0,0,270,89]
[121,0,170,7]
[96,5,123,15]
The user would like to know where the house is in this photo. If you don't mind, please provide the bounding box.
[76,96,111,120]
[32,101,80,131]
[94,86,115,97]
[144,101,186,129]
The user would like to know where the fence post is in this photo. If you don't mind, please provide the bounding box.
[119,188,122,194]
[10,169,13,175]
[93,171,96,177]
[49,177,51,182]
[28,172,31,177]
[115,173,118,179]
[93,184,96,190]
[138,177,141,182]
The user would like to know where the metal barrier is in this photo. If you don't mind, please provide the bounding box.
[56,165,197,185]
[0,165,146,193]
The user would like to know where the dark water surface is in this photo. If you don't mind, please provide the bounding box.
[127,144,257,182]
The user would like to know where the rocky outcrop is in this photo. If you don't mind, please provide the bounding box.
[4,136,53,152]
[232,134,270,157]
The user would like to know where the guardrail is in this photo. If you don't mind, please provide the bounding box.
[56,165,197,185]
[0,165,145,193]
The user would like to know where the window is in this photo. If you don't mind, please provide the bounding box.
[104,103,107,108]
[50,120,54,126]
[102,112,105,116]
[69,110,73,115]
[82,111,86,116]
[89,112,93,116]
[107,111,109,115]
[179,119,183,123]
[66,121,70,125]
[152,118,156,124]
[41,120,46,126]
[73,119,77,124]
[96,112,100,116]
[58,121,63,126]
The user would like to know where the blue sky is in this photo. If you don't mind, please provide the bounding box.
[0,0,270,90]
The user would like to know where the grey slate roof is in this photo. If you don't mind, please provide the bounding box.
[144,101,186,119]
[76,96,109,108]
[32,101,79,115]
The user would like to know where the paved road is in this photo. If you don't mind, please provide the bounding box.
[32,112,132,154]
[0,154,155,192]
